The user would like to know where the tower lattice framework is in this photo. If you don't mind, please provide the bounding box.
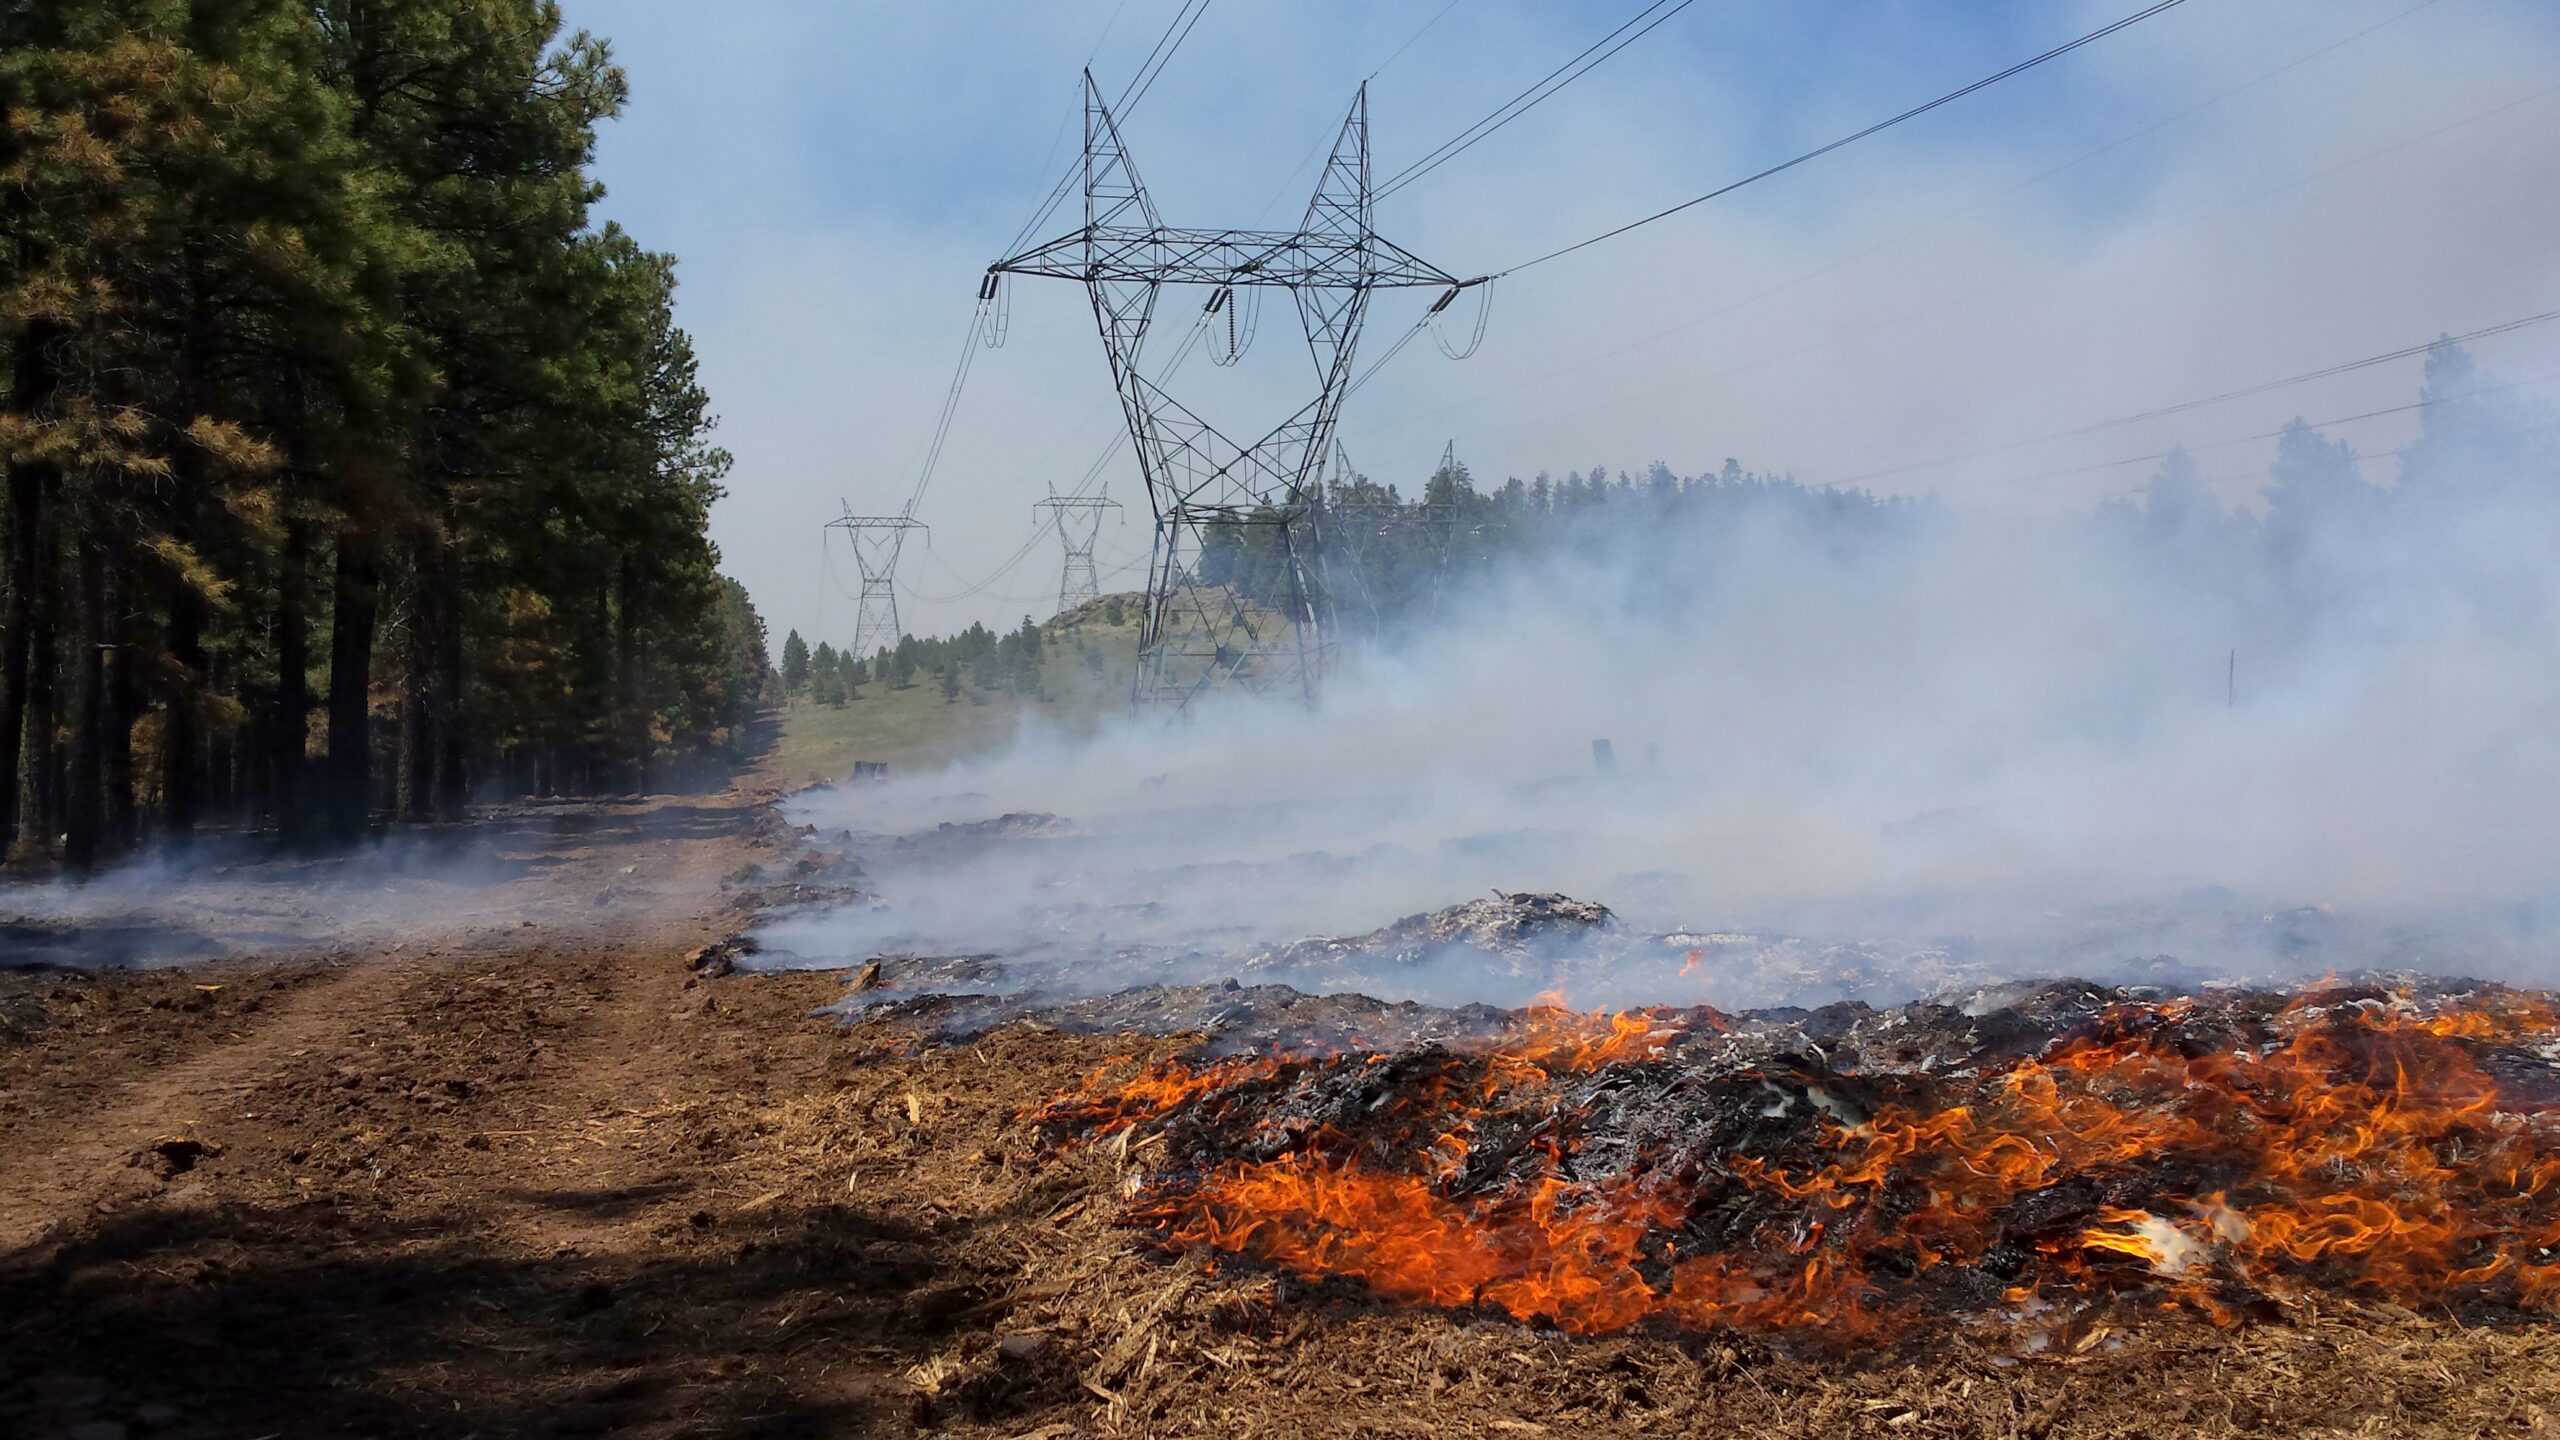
[1320,439,1467,638]
[827,508,927,662]
[1035,492,1121,616]
[992,75,1468,711]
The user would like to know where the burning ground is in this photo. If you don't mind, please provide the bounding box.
[1029,980,2560,1342]
[734,978,2560,1438]
[9,791,2560,1438]
[720,810,2560,1432]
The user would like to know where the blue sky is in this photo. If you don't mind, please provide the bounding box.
[569,0,2560,645]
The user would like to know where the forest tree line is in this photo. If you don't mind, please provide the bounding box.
[778,619,1052,708]
[0,0,770,873]
[1204,449,1920,632]
[1204,339,2556,638]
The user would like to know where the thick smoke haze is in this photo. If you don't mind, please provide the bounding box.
[562,0,2560,1011]
[580,0,2560,642]
[765,372,2560,1010]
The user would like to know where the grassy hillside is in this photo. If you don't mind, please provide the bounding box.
[758,605,1144,788]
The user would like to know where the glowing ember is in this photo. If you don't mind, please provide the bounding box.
[1032,986,2560,1338]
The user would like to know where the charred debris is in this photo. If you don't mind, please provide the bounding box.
[717,816,2560,1345]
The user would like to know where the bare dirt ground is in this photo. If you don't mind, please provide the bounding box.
[5,781,2559,1438]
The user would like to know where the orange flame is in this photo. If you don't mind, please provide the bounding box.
[1041,989,2560,1337]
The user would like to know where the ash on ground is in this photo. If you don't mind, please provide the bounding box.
[744,799,2552,1033]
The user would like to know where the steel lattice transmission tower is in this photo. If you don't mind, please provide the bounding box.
[1416,437,1468,624]
[1320,439,1465,637]
[826,507,927,661]
[1035,491,1121,616]
[992,74,1471,710]
[1315,441,1384,633]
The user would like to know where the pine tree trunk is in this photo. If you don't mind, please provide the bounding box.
[161,580,205,847]
[0,470,35,861]
[17,549,58,860]
[62,507,105,874]
[0,324,61,858]
[162,241,214,850]
[104,574,138,852]
[325,532,380,843]
[209,644,238,821]
[615,557,642,793]
[270,514,311,842]
[631,631,650,795]
[396,536,438,822]
[434,560,465,818]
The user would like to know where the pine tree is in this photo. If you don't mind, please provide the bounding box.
[0,0,768,868]
[780,629,810,694]
[2263,420,2372,568]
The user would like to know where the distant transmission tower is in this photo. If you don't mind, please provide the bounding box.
[1319,438,1465,637]
[1316,442,1386,635]
[991,74,1475,711]
[825,506,927,660]
[1418,438,1465,619]
[1035,491,1121,616]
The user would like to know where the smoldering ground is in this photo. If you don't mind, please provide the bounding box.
[1,799,737,969]
[762,360,2560,1011]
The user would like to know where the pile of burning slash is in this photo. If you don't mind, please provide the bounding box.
[1026,979,2560,1344]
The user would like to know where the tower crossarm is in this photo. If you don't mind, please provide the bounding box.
[984,73,1482,710]
[993,227,1460,290]
[824,510,925,657]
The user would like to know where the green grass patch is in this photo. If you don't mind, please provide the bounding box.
[758,615,1143,788]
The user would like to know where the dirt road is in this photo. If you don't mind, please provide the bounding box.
[0,789,932,1438]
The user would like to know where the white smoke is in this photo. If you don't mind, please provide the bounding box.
[4,807,711,969]
[765,398,2560,1010]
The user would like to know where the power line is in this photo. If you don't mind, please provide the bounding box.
[1373,71,2560,449]
[1010,308,1215,493]
[1943,369,2560,493]
[1369,0,1466,82]
[1376,0,1700,201]
[894,1,1225,597]
[898,299,995,518]
[1332,0,2209,417]
[998,2,1141,262]
[1119,0,1215,115]
[1085,0,1132,65]
[1488,0,2197,278]
[1061,298,1216,500]
[897,307,1218,612]
[1003,0,1473,544]
[2102,413,2560,499]
[909,17,1259,525]
[999,0,1220,264]
[988,77,1460,711]
[903,529,1054,605]
[1348,313,1435,397]
[1246,0,1476,224]
[1348,0,2447,438]
[1827,307,2560,488]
